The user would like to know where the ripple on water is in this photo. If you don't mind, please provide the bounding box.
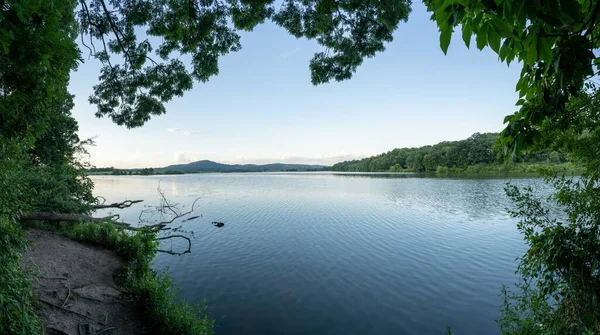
[91,174,540,335]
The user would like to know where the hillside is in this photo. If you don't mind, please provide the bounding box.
[332,133,578,173]
[157,160,327,173]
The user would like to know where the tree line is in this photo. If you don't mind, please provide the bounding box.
[332,133,572,173]
[87,167,185,175]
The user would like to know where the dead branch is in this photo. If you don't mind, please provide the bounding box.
[156,235,192,256]
[20,183,201,256]
[19,212,120,223]
[95,196,107,206]
[17,212,147,233]
[182,215,201,222]
[138,184,201,230]
[93,199,143,209]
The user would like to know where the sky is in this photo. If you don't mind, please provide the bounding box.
[69,1,521,168]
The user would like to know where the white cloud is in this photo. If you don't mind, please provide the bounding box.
[167,128,199,136]
[173,151,193,164]
[221,152,371,166]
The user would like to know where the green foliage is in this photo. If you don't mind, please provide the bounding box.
[498,86,600,334]
[500,179,600,334]
[1,0,94,216]
[0,220,41,335]
[426,0,600,156]
[76,0,410,128]
[161,170,186,175]
[332,132,576,173]
[29,221,214,335]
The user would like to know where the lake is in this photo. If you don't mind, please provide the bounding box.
[91,173,551,335]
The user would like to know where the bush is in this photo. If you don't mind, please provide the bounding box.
[0,220,41,335]
[499,178,600,334]
[25,221,214,335]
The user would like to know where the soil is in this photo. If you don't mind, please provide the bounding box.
[21,229,143,335]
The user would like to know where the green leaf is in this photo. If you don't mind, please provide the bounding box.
[559,0,582,22]
[537,37,553,64]
[489,17,511,36]
[499,38,511,61]
[435,6,453,28]
[487,24,501,53]
[476,24,488,50]
[462,24,472,48]
[553,54,562,72]
[440,27,452,54]
[526,39,538,64]
[0,41,8,54]
[538,13,564,27]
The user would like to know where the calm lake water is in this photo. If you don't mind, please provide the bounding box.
[91,173,551,335]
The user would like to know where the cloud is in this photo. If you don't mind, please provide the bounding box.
[173,151,193,164]
[167,128,198,136]
[222,152,371,166]
[169,151,371,166]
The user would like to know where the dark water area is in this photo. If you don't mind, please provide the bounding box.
[91,172,552,335]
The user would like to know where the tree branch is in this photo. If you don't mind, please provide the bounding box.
[92,199,143,209]
[583,0,600,38]
[19,212,120,223]
[156,235,192,255]
[98,0,134,67]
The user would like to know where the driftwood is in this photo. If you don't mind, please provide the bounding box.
[137,184,201,231]
[156,235,192,255]
[19,183,200,256]
[92,199,143,209]
[19,212,121,224]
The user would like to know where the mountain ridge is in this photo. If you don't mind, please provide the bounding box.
[156,160,327,173]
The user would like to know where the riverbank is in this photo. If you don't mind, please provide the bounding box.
[22,229,143,334]
[366,162,583,175]
[0,219,214,335]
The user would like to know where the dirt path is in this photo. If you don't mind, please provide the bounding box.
[21,229,143,335]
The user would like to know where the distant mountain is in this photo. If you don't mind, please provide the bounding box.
[157,160,328,173]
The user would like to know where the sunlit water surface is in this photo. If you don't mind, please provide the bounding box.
[91,173,551,335]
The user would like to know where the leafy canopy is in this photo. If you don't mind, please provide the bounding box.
[426,0,599,156]
[77,0,410,128]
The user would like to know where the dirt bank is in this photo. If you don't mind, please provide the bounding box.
[21,229,143,335]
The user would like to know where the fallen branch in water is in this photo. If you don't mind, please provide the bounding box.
[92,199,143,209]
[156,234,192,255]
[19,212,121,223]
[139,184,201,230]
[17,212,147,232]
[20,183,201,254]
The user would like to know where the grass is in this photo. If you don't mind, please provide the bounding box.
[60,221,214,335]
[0,219,41,335]
[428,162,584,175]
[3,219,214,335]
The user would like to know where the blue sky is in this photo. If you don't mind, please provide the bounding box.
[69,1,521,168]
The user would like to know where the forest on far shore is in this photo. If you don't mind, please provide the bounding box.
[332,133,579,174]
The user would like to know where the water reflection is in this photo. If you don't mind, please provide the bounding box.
[91,173,544,335]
